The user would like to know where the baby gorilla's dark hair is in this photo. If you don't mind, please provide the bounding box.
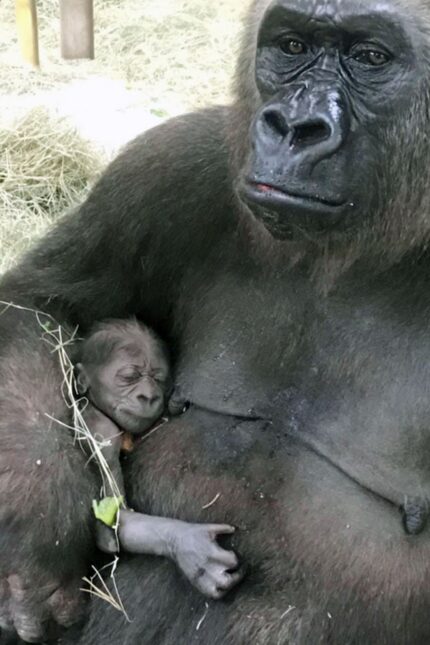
[79,318,168,369]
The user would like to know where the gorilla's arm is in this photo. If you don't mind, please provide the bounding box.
[117,511,243,599]
[0,314,98,642]
[0,108,232,642]
[0,108,232,331]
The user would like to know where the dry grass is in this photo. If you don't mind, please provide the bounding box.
[0,0,248,274]
[0,108,104,272]
[0,0,246,109]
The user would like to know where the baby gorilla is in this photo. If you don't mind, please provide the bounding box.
[75,319,243,599]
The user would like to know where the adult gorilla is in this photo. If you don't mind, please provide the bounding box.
[2,0,430,642]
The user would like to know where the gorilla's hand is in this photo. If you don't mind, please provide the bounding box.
[0,572,86,643]
[171,523,245,599]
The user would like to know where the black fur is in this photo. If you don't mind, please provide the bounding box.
[2,0,430,642]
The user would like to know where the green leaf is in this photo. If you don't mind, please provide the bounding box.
[92,496,124,527]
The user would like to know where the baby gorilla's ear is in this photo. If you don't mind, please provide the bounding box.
[74,363,90,395]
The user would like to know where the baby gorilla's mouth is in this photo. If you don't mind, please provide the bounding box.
[115,407,157,434]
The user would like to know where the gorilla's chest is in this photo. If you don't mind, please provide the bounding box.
[174,266,425,415]
[173,266,430,501]
[174,268,307,416]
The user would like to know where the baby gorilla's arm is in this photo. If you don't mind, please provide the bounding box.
[80,405,127,553]
[118,510,244,599]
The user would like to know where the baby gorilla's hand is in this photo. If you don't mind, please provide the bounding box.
[171,523,244,599]
[95,521,120,554]
[117,511,244,599]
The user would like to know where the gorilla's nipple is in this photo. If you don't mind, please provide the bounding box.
[401,497,428,535]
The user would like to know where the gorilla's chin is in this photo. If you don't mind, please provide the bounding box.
[251,203,351,240]
[114,409,156,434]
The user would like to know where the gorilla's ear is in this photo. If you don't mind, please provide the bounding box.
[75,363,90,395]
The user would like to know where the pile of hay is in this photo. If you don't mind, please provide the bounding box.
[0,0,247,273]
[0,108,104,273]
[0,0,246,111]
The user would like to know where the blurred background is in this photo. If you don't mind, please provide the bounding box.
[0,0,247,272]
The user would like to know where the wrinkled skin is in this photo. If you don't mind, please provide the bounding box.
[76,319,171,435]
[2,0,430,643]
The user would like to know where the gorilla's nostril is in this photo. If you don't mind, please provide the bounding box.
[149,395,161,407]
[292,120,331,148]
[263,109,289,138]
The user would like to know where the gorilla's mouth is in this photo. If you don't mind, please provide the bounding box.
[238,179,349,237]
[115,408,156,434]
[244,180,346,211]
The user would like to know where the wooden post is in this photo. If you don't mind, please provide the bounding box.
[15,0,40,67]
[60,0,95,60]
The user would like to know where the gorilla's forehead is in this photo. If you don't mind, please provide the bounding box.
[254,0,427,50]
[262,0,418,24]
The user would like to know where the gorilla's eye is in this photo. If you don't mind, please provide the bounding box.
[280,38,307,56]
[353,48,390,67]
[118,367,141,383]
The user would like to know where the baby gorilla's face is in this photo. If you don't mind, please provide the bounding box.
[89,344,169,433]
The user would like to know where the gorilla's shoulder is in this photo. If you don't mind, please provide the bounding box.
[125,106,231,164]
[106,106,232,198]
[0,107,236,315]
[81,105,235,238]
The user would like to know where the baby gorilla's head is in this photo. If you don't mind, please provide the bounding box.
[75,319,170,433]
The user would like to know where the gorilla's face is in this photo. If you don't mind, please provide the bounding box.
[239,0,424,238]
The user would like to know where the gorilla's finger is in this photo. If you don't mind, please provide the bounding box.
[96,523,120,554]
[8,575,56,603]
[209,547,239,570]
[47,581,87,628]
[194,562,245,600]
[12,610,48,644]
[193,575,220,600]
[206,524,236,538]
[8,575,53,643]
[217,566,246,591]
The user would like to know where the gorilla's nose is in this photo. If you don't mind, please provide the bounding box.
[138,393,162,409]
[262,108,330,147]
[257,91,348,167]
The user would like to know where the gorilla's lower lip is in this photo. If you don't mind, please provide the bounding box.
[243,180,346,212]
[116,409,156,431]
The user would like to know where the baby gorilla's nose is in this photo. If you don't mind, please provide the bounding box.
[138,393,162,408]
